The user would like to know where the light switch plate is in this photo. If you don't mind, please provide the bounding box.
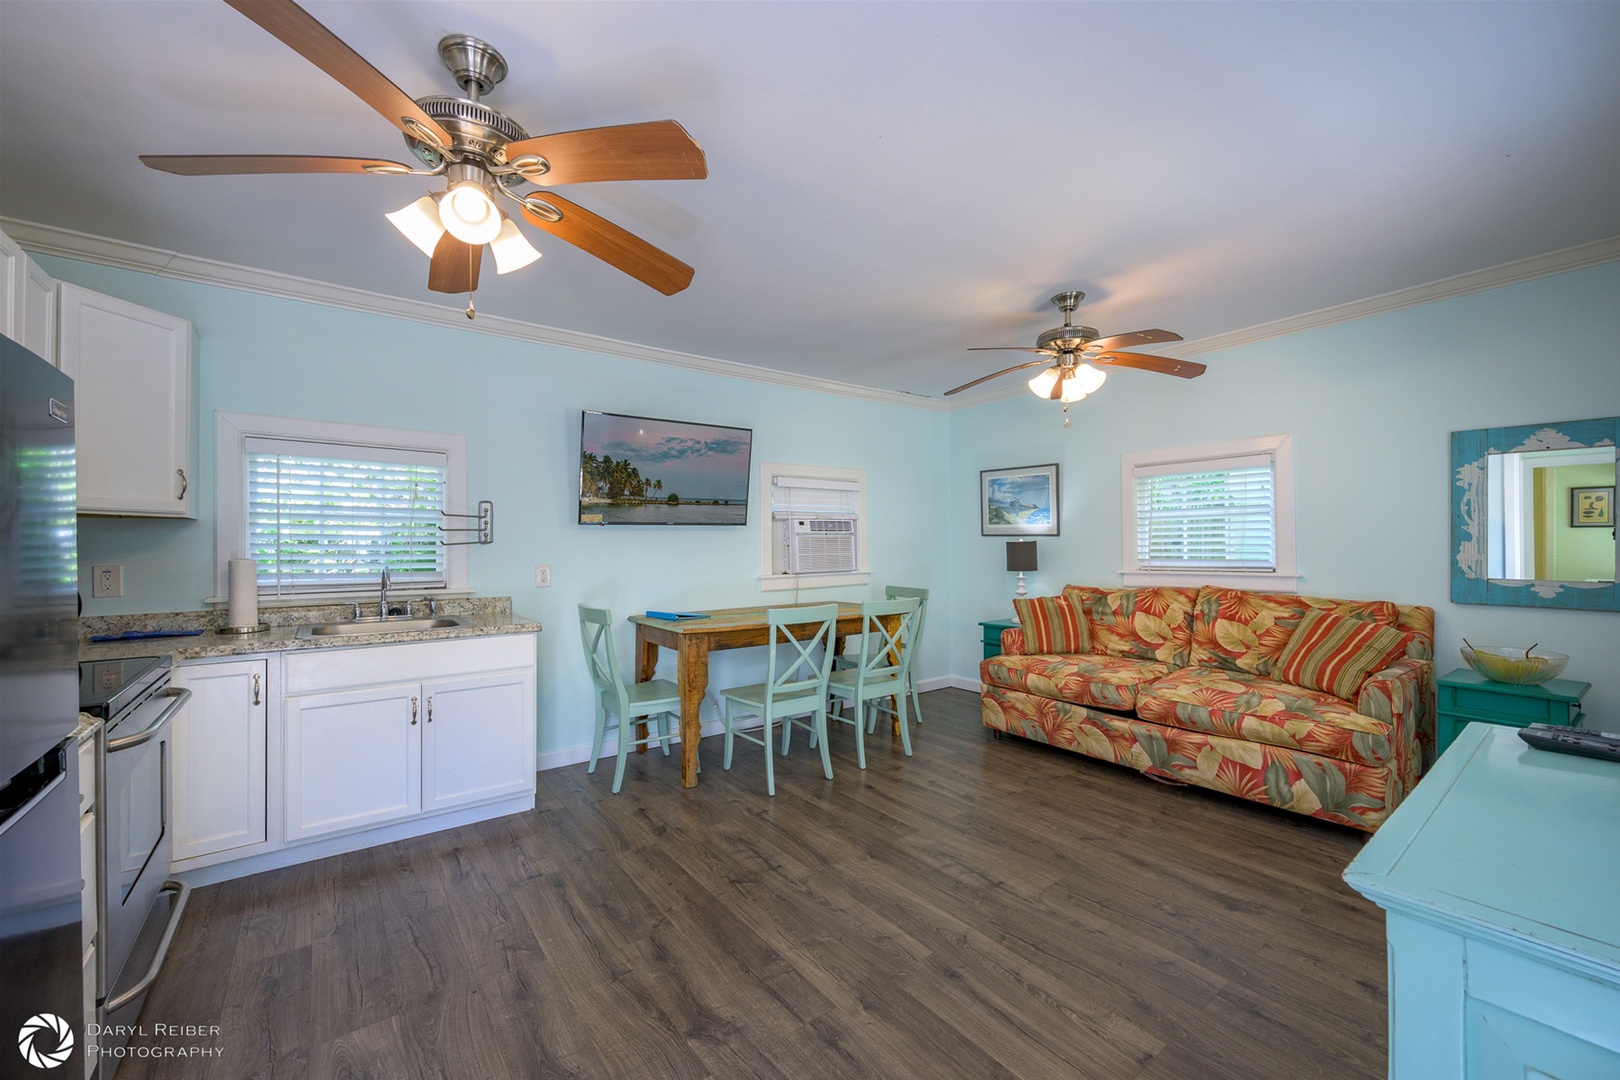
[535,564,552,588]
[92,565,123,598]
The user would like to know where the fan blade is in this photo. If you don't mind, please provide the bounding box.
[224,0,455,149]
[1049,372,1065,400]
[141,154,413,175]
[943,359,1052,396]
[1086,328,1183,352]
[1092,351,1207,379]
[428,232,482,295]
[967,346,1054,354]
[504,121,707,185]
[519,192,693,295]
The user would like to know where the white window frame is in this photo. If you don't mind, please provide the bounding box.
[758,461,870,592]
[1119,433,1298,589]
[213,410,471,603]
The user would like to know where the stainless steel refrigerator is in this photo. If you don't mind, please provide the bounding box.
[0,332,82,1078]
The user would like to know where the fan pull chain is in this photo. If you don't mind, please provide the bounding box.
[1063,404,1071,428]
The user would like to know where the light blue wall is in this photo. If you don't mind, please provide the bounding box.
[946,260,1620,728]
[41,256,953,761]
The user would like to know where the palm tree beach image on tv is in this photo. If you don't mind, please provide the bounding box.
[578,411,754,525]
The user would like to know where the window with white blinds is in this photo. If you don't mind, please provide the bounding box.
[245,437,448,594]
[214,412,470,601]
[1119,434,1297,587]
[1134,454,1276,571]
[770,474,861,518]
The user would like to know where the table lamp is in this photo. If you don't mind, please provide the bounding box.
[1006,540,1038,621]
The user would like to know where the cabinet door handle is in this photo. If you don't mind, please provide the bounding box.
[411,696,418,725]
[426,696,433,723]
[252,673,261,706]
[176,468,188,500]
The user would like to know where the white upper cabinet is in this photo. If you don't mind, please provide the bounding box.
[57,282,195,517]
[0,225,58,363]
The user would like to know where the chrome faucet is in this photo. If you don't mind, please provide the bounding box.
[379,568,392,620]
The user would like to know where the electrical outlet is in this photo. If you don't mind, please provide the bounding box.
[535,563,552,588]
[92,565,123,598]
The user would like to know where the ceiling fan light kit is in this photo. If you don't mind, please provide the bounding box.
[144,0,708,309]
[948,290,1206,426]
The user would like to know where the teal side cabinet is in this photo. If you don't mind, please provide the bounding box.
[1436,668,1590,757]
[979,619,1017,660]
[1345,724,1620,1080]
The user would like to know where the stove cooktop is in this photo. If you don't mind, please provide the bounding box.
[78,655,170,719]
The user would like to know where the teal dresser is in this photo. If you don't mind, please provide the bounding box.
[1344,723,1620,1079]
[979,619,1017,660]
[1436,668,1590,757]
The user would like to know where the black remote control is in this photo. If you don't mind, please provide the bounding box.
[1517,724,1620,763]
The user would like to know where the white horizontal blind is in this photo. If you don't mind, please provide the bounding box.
[1134,453,1276,572]
[770,475,860,518]
[245,435,448,595]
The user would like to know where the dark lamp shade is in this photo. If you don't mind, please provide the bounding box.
[1006,540,1038,573]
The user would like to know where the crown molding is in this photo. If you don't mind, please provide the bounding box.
[1,218,951,413]
[1169,233,1620,359]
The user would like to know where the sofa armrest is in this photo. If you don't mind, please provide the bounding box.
[998,627,1027,656]
[1358,657,1435,785]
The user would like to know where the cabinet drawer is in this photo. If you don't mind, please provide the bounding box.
[1440,685,1577,724]
[77,735,95,812]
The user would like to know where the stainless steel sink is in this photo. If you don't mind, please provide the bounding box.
[295,616,471,639]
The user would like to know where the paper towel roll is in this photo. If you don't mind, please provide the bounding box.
[227,558,259,628]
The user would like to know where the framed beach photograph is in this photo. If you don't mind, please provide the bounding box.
[981,464,1059,536]
[1570,485,1614,528]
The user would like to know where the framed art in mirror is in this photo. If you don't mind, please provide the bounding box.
[1452,416,1618,610]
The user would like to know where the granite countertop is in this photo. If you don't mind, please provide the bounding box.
[79,596,539,664]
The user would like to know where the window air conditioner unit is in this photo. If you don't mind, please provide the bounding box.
[788,517,856,574]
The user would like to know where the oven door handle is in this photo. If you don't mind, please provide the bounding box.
[105,687,190,754]
[102,879,191,1014]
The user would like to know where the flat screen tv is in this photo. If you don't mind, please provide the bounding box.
[578,411,753,526]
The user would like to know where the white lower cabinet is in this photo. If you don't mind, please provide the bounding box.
[171,658,268,861]
[282,635,537,847]
[284,682,422,841]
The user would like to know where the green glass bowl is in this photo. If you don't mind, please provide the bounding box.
[1461,645,1569,685]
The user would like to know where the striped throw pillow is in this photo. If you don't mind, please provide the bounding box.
[1011,595,1090,655]
[1275,607,1414,702]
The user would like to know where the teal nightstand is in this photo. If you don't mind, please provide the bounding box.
[1435,668,1591,758]
[979,619,1017,660]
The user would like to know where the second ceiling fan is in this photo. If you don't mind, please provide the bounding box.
[142,0,708,310]
[947,291,1206,424]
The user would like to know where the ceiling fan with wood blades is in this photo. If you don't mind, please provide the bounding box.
[141,0,707,312]
[946,291,1205,424]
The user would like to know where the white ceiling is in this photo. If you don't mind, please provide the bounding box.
[3,1,1618,399]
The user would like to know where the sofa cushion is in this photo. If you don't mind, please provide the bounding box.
[1189,587,1401,677]
[1011,595,1089,654]
[1275,608,1415,702]
[1061,586,1197,666]
[1135,666,1394,767]
[982,653,1173,712]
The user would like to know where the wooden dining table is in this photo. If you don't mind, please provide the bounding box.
[629,602,882,787]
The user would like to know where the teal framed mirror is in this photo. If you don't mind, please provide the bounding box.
[1452,416,1618,609]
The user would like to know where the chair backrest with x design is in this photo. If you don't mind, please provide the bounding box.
[578,605,631,714]
[763,604,840,709]
[850,596,920,695]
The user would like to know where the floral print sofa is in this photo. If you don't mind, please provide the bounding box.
[980,585,1435,831]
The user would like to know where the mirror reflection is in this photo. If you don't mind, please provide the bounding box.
[1485,446,1616,582]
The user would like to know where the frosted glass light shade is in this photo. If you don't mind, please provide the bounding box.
[1071,363,1107,394]
[490,218,542,274]
[1027,367,1060,397]
[385,196,445,257]
[441,181,502,244]
[1059,381,1089,403]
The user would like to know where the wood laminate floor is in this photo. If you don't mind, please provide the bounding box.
[117,689,1386,1080]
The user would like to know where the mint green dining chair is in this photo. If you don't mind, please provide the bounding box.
[716,604,840,796]
[836,585,930,726]
[578,604,681,793]
[827,596,921,770]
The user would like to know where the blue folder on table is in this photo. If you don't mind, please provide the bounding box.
[646,610,710,621]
